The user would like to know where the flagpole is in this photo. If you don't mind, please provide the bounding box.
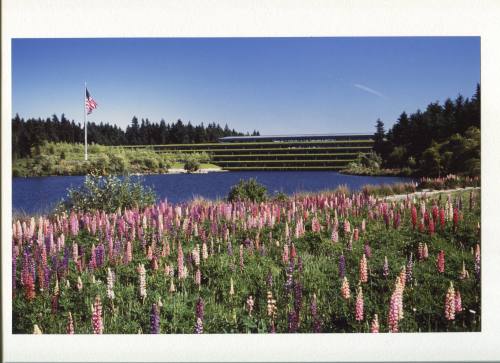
[84,82,88,161]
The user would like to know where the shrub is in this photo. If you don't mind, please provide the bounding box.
[272,191,289,202]
[227,178,267,203]
[58,175,156,213]
[184,159,200,173]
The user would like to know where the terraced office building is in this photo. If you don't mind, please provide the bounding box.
[154,133,374,171]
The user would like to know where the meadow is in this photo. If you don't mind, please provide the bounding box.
[12,184,480,334]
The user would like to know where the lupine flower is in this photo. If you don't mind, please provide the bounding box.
[266,291,277,332]
[294,280,303,318]
[125,240,133,264]
[341,276,350,299]
[423,243,429,260]
[137,263,147,299]
[364,243,372,259]
[388,276,404,333]
[417,243,424,261]
[239,244,245,271]
[67,312,74,334]
[33,324,43,334]
[331,229,338,243]
[338,254,346,278]
[444,282,456,321]
[195,268,201,287]
[439,208,446,230]
[177,243,184,279]
[310,293,321,333]
[370,314,379,333]
[169,278,176,293]
[355,285,364,321]
[343,219,351,233]
[92,295,103,334]
[229,277,235,296]
[77,276,83,291]
[288,310,299,332]
[454,290,462,313]
[202,241,208,260]
[25,273,35,301]
[353,228,359,241]
[399,266,406,290]
[474,244,480,279]
[359,254,368,283]
[246,295,255,316]
[266,271,273,288]
[195,297,204,334]
[406,253,413,284]
[383,256,389,278]
[285,261,294,295]
[282,243,289,264]
[193,245,200,266]
[428,219,435,236]
[411,206,417,230]
[150,303,160,334]
[453,208,459,231]
[12,247,17,297]
[459,261,470,280]
[107,268,115,300]
[347,234,353,251]
[437,250,445,273]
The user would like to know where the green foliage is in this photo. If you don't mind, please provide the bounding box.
[12,142,210,177]
[57,174,156,213]
[184,159,201,173]
[375,84,480,177]
[227,178,268,203]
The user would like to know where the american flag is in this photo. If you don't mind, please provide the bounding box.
[85,88,98,115]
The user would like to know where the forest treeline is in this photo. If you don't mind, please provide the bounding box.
[12,115,259,159]
[371,84,480,177]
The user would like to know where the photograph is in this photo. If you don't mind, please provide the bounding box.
[10,36,482,335]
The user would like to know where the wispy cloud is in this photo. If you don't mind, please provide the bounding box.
[353,83,387,99]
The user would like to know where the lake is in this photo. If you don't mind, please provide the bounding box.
[12,171,413,215]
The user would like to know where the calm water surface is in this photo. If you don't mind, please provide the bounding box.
[13,171,413,214]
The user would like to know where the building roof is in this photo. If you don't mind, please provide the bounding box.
[219,133,373,141]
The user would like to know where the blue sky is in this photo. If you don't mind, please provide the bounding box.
[12,37,480,134]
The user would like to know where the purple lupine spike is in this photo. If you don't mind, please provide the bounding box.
[338,254,346,278]
[288,310,298,333]
[266,271,273,288]
[293,280,303,316]
[95,244,104,268]
[63,246,70,270]
[44,266,51,291]
[194,297,204,334]
[227,241,233,256]
[150,303,160,334]
[196,297,205,321]
[364,243,372,259]
[311,294,322,333]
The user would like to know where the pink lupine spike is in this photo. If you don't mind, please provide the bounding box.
[445,282,456,320]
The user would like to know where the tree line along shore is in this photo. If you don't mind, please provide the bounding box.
[12,84,480,178]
